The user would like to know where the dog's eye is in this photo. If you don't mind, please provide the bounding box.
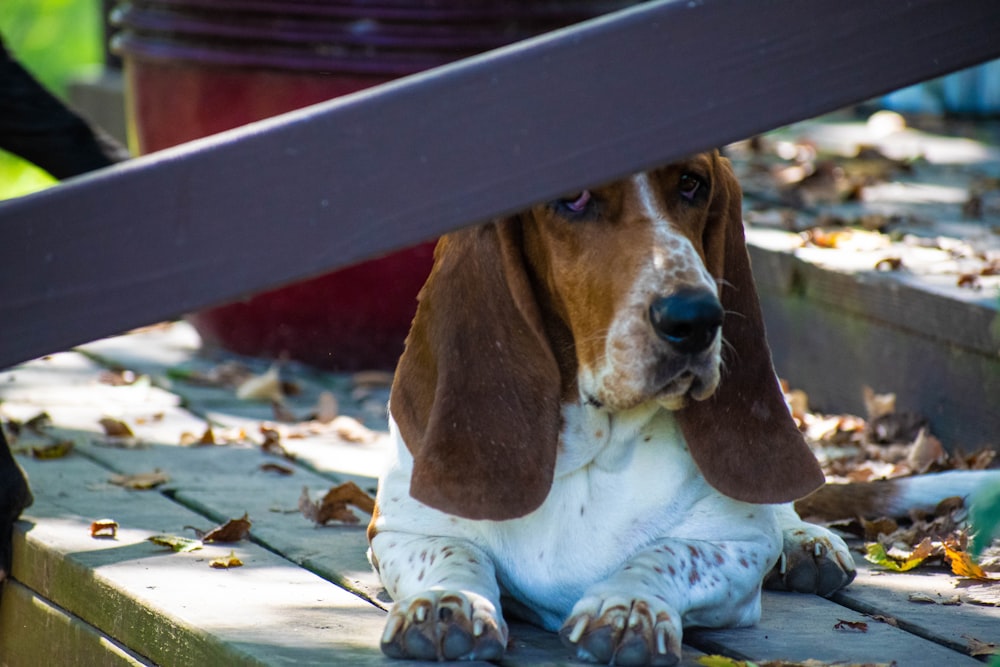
[679,174,704,202]
[554,190,592,215]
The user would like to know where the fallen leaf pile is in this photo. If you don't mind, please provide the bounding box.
[299,482,376,526]
[786,383,1000,585]
[2,412,75,459]
[786,384,995,485]
[731,117,1000,289]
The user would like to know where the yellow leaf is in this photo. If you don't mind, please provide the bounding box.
[209,551,244,569]
[697,657,754,667]
[945,546,997,582]
[148,534,203,552]
[31,440,74,459]
[864,543,926,572]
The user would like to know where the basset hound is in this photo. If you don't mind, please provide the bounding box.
[367,151,856,665]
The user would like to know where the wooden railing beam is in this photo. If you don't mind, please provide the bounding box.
[2,0,999,367]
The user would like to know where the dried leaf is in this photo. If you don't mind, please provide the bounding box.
[201,513,252,543]
[860,517,898,542]
[31,440,74,459]
[148,534,203,552]
[299,486,321,524]
[196,425,216,446]
[962,583,1000,606]
[945,546,999,582]
[874,257,903,272]
[862,386,895,421]
[332,415,377,444]
[209,550,244,569]
[957,273,982,290]
[98,369,137,386]
[236,364,283,402]
[260,462,294,476]
[869,614,898,627]
[90,519,118,538]
[907,593,937,604]
[300,482,376,526]
[833,619,868,633]
[260,426,295,460]
[963,635,999,657]
[99,417,135,438]
[907,428,945,473]
[24,412,53,433]
[109,470,170,490]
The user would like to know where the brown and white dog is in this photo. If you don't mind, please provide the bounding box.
[364,152,961,665]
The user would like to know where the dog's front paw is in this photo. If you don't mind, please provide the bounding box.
[380,590,507,662]
[764,523,856,596]
[560,595,682,666]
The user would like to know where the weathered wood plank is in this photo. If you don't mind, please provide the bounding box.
[832,561,1000,659]
[0,579,153,667]
[11,453,417,667]
[688,589,983,665]
[3,0,1000,368]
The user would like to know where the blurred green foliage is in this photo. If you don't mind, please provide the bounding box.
[0,0,104,198]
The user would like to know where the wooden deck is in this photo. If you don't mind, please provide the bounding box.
[1,321,997,666]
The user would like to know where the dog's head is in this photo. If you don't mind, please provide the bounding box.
[390,152,823,520]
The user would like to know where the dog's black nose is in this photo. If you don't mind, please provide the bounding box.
[649,289,723,354]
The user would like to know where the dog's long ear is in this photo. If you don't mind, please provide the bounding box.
[677,154,824,504]
[390,220,562,520]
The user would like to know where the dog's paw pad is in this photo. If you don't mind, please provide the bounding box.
[765,525,856,596]
[381,590,506,661]
[560,596,681,666]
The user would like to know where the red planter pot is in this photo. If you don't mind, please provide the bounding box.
[115,0,629,369]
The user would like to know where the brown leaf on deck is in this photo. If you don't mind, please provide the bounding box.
[906,428,946,473]
[963,635,999,657]
[332,415,377,444]
[260,462,294,475]
[862,386,896,421]
[109,470,170,490]
[860,517,898,542]
[833,619,868,633]
[99,417,135,438]
[200,513,252,543]
[868,614,898,627]
[261,425,296,460]
[196,425,216,445]
[299,482,376,526]
[98,369,138,386]
[90,519,118,539]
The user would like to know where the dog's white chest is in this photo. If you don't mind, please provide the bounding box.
[460,405,711,627]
